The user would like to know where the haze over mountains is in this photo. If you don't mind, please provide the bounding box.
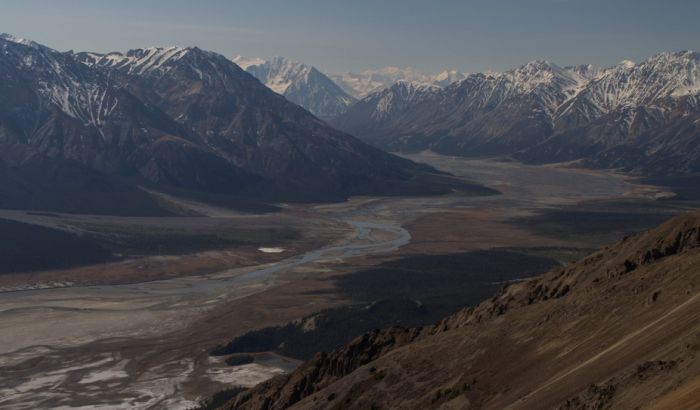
[333,51,700,175]
[0,33,478,214]
[328,67,468,99]
[233,56,468,117]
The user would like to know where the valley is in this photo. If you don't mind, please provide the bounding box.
[1,4,698,409]
[0,153,688,410]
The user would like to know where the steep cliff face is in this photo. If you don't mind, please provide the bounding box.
[222,211,700,409]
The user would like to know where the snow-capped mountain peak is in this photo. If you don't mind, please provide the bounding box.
[235,55,356,118]
[260,56,313,94]
[508,60,587,93]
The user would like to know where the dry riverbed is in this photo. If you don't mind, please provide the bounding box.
[0,153,686,409]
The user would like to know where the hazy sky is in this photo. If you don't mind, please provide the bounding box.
[2,0,699,74]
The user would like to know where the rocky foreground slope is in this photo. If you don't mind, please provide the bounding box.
[221,210,700,409]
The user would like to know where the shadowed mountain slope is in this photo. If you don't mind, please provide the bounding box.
[0,34,489,215]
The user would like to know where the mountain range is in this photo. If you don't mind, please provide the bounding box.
[332,51,700,176]
[220,209,700,409]
[0,34,477,214]
[3,32,699,217]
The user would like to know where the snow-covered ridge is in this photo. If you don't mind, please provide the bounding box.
[553,50,700,124]
[348,50,699,126]
[340,50,698,108]
[0,33,38,47]
[1,35,121,128]
[507,60,586,93]
[80,47,191,75]
[439,51,698,120]
[78,46,247,89]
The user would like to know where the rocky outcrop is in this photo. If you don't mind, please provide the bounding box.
[224,328,419,409]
